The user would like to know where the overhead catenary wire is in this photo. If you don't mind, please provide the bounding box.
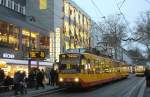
[90,0,106,33]
[118,0,126,9]
[115,0,133,35]
[115,0,143,41]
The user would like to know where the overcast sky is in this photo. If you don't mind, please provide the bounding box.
[72,0,150,26]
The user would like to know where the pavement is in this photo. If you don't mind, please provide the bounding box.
[144,85,150,97]
[0,85,58,97]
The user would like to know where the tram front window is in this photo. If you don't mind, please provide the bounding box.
[59,54,81,73]
[59,64,81,73]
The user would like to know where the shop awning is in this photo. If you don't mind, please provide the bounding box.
[0,59,53,66]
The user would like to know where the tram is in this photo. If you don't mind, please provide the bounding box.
[58,49,129,88]
[134,65,145,76]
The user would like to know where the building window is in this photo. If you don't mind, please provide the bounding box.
[39,0,47,10]
[1,0,6,6]
[20,6,24,14]
[0,21,19,49]
[22,7,25,15]
[22,29,39,50]
[14,3,18,12]
[8,0,12,9]
[64,2,69,16]
[19,6,26,15]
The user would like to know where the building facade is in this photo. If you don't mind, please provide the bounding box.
[0,0,51,77]
[26,0,91,62]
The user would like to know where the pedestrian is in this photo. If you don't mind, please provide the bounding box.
[145,67,150,87]
[50,69,55,86]
[4,75,13,90]
[36,69,45,89]
[21,71,27,94]
[54,70,58,86]
[41,69,46,83]
[13,71,23,95]
[0,68,5,85]
[47,69,51,85]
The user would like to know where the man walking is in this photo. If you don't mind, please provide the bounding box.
[145,67,150,87]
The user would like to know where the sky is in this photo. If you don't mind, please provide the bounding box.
[72,0,150,26]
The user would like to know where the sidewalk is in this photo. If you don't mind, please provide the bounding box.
[144,87,150,97]
[0,85,58,97]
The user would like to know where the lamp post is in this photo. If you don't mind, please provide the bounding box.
[27,16,36,74]
[28,30,32,74]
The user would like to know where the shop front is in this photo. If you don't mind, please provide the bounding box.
[0,58,53,78]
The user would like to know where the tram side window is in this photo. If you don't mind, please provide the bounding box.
[59,64,66,70]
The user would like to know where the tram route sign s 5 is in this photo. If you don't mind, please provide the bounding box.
[29,51,45,60]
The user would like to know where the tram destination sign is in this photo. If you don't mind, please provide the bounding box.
[29,51,45,60]
[60,54,80,59]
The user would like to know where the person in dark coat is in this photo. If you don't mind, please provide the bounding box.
[48,70,51,85]
[0,68,5,84]
[50,69,55,86]
[145,67,150,87]
[36,70,45,89]
[28,70,36,88]
[54,70,58,86]
[14,71,24,95]
[4,76,13,89]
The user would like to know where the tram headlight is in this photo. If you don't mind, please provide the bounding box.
[59,78,63,82]
[74,78,79,82]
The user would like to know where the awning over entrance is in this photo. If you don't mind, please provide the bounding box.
[0,59,53,66]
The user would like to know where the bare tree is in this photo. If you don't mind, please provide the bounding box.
[98,15,127,59]
[128,48,146,65]
[134,11,150,60]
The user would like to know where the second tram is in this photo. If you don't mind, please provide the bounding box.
[134,65,145,76]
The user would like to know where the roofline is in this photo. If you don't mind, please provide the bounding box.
[66,0,91,20]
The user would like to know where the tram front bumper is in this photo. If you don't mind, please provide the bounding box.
[58,77,81,88]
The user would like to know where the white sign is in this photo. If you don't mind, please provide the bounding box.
[3,53,15,59]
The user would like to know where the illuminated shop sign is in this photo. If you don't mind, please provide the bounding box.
[3,53,15,59]
[29,51,45,60]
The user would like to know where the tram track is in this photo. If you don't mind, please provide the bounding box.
[32,87,66,97]
[33,76,144,97]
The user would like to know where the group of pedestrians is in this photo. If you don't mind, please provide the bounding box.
[0,68,59,95]
[47,69,58,86]
[27,68,45,89]
[13,69,47,95]
[13,71,27,95]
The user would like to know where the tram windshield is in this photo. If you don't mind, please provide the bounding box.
[59,54,81,73]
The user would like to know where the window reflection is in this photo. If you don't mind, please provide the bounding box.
[0,21,49,52]
[0,21,19,49]
[22,29,38,50]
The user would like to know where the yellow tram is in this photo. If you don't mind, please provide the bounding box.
[134,65,145,76]
[58,49,129,88]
